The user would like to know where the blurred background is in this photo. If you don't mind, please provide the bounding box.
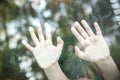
[0,0,120,80]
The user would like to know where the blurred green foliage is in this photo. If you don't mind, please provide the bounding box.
[0,0,120,80]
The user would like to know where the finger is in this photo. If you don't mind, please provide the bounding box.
[94,22,102,36]
[44,23,52,41]
[75,21,89,39]
[74,46,86,60]
[81,20,94,36]
[57,36,64,50]
[29,27,39,46]
[36,23,45,42]
[71,27,85,46]
[22,40,34,52]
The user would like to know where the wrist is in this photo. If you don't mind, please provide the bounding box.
[44,62,68,80]
[94,56,120,80]
[43,62,59,71]
[94,55,111,64]
[94,56,116,71]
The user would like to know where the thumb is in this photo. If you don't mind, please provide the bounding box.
[74,46,86,60]
[57,36,64,50]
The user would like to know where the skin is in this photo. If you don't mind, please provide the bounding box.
[22,20,120,80]
[22,23,68,80]
[71,20,110,62]
[71,20,120,80]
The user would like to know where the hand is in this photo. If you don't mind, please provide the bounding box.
[22,23,64,69]
[71,20,110,62]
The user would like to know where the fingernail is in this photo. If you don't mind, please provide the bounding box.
[29,27,33,31]
[22,40,26,44]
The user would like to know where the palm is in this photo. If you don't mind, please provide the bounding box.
[71,20,110,62]
[83,35,110,61]
[22,23,63,69]
[33,41,62,69]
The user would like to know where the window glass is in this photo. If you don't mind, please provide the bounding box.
[0,0,120,80]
